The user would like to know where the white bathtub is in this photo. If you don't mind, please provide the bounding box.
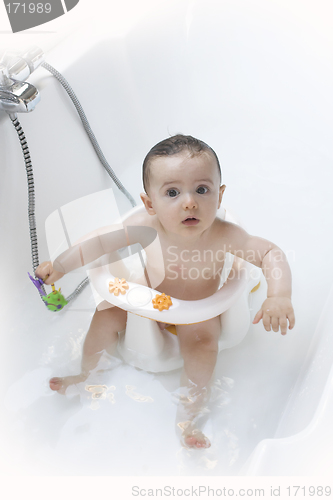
[1,0,333,478]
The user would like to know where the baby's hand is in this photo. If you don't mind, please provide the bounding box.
[35,261,64,285]
[253,297,295,335]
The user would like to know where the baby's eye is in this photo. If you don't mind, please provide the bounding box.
[166,188,180,197]
[196,186,209,194]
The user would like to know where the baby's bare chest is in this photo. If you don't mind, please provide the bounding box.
[157,244,225,299]
[164,245,225,281]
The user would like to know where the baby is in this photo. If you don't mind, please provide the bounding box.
[36,134,295,449]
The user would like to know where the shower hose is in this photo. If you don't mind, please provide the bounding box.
[11,62,137,305]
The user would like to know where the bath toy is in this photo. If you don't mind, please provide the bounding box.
[28,272,68,311]
[43,284,68,311]
[109,277,129,296]
[152,293,173,311]
[28,272,46,296]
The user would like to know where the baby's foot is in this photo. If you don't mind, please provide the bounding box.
[175,384,212,449]
[178,421,211,449]
[49,374,88,394]
[184,429,211,449]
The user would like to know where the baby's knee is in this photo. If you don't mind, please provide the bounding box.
[178,324,219,352]
[93,305,127,328]
[195,332,219,351]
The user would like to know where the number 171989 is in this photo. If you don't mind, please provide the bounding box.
[6,3,52,14]
[287,486,331,496]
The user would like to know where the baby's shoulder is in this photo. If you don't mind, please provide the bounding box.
[122,207,154,228]
[213,217,244,237]
[210,218,249,250]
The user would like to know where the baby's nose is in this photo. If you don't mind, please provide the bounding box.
[182,193,197,210]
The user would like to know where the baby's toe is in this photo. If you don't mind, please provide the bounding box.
[49,377,63,391]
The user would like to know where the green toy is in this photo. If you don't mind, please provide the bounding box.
[42,284,68,311]
[28,272,68,311]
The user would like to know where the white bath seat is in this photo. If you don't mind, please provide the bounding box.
[45,196,262,372]
[89,252,254,324]
[87,206,262,372]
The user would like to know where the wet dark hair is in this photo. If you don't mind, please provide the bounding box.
[142,134,222,193]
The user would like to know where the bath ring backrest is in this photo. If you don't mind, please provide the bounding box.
[88,206,254,325]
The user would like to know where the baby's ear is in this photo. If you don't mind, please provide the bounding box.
[218,184,226,208]
[140,192,156,215]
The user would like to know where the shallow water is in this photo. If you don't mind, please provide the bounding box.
[1,278,301,476]
[1,0,333,478]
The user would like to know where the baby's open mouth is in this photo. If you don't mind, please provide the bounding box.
[182,217,199,226]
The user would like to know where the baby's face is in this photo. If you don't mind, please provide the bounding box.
[141,152,224,239]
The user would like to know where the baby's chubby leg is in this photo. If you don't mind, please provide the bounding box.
[50,306,127,393]
[176,316,221,449]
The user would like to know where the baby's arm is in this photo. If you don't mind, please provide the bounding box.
[251,246,295,336]
[52,225,128,274]
[36,214,157,282]
[35,224,127,283]
[224,223,295,335]
[35,261,65,285]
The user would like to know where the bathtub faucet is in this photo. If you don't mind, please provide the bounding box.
[0,47,43,115]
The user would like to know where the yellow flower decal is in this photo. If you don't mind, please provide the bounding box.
[152,292,173,311]
[109,278,129,296]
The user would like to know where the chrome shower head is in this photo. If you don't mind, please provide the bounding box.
[0,79,40,113]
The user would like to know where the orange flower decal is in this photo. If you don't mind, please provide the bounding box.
[152,292,173,311]
[109,278,129,296]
